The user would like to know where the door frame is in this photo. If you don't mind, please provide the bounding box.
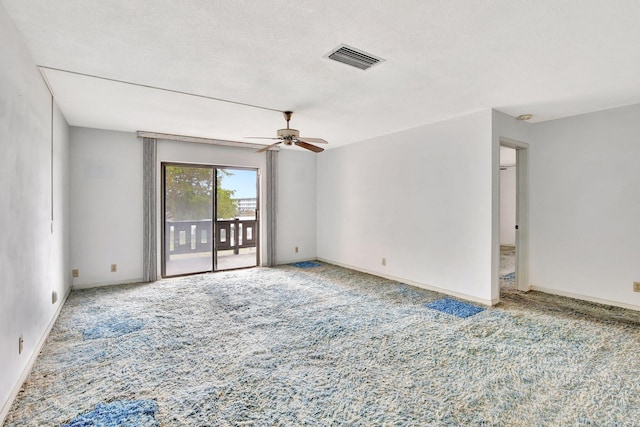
[160,162,260,278]
[499,137,530,293]
[213,166,260,272]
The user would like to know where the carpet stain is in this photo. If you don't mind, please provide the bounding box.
[426,298,485,318]
[291,261,322,268]
[62,399,158,427]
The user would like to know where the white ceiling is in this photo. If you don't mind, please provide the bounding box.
[3,0,640,149]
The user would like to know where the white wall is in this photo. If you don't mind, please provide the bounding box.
[276,149,317,264]
[500,166,516,245]
[0,4,70,420]
[70,128,143,287]
[70,131,268,283]
[528,103,640,308]
[317,110,495,304]
[69,130,313,284]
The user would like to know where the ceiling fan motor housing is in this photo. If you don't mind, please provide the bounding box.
[277,128,299,145]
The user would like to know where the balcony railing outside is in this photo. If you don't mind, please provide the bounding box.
[166,219,257,257]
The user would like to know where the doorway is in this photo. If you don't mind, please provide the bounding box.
[499,147,517,293]
[499,138,529,294]
[162,163,259,277]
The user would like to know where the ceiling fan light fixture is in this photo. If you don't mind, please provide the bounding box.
[250,111,328,153]
[277,128,299,138]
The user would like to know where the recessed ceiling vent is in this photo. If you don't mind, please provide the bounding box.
[326,45,384,70]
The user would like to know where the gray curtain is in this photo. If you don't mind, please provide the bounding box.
[266,150,278,266]
[143,137,157,282]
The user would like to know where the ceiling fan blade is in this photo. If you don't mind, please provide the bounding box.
[256,141,282,153]
[299,137,328,144]
[245,137,281,140]
[295,140,324,153]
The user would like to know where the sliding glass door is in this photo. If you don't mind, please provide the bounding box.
[214,168,258,271]
[162,163,259,277]
[163,165,214,277]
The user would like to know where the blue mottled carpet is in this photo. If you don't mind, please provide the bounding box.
[62,399,157,427]
[290,261,322,268]
[425,298,485,318]
[5,262,640,426]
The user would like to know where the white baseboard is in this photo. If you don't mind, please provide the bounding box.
[530,285,640,312]
[276,257,316,265]
[317,257,497,306]
[0,286,71,425]
[72,277,144,290]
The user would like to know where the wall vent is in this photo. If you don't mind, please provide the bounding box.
[325,45,384,70]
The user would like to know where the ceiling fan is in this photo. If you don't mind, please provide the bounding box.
[247,111,328,153]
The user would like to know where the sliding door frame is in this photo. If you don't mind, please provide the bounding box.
[213,165,260,272]
[161,162,260,278]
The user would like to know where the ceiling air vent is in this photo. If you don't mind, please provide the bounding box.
[325,45,384,70]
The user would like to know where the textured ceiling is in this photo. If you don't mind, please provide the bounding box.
[3,0,640,148]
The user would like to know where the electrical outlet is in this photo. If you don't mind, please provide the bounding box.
[634,282,640,292]
[111,264,117,272]
[295,246,299,253]
[72,269,79,278]
[18,336,23,355]
[52,291,58,304]
[381,258,386,266]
